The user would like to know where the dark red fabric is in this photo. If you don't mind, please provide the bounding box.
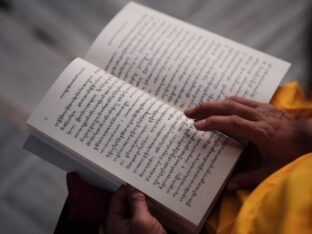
[66,172,113,223]
[54,172,112,234]
[54,198,100,234]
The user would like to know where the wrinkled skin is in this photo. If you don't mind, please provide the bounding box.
[184,96,312,189]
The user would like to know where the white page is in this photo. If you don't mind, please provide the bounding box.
[28,58,243,226]
[86,2,290,110]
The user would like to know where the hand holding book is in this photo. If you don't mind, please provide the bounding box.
[185,97,312,190]
[107,185,167,234]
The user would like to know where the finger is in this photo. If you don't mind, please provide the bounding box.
[227,166,274,190]
[194,115,261,144]
[227,96,261,108]
[106,185,130,233]
[184,99,257,121]
[108,185,128,219]
[126,185,150,219]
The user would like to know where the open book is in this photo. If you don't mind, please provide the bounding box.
[24,2,290,234]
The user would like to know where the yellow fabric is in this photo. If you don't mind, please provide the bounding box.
[235,154,312,234]
[270,82,312,119]
[205,82,312,234]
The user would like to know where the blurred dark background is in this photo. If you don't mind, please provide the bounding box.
[0,0,311,233]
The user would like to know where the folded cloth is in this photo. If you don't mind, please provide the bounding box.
[235,153,312,234]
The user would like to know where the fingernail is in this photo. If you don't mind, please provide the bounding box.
[184,107,195,116]
[194,119,206,129]
[227,183,240,191]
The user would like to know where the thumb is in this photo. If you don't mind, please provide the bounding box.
[127,185,151,219]
[227,166,274,190]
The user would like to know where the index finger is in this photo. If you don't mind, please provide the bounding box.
[184,99,257,121]
[194,115,262,145]
[227,96,261,108]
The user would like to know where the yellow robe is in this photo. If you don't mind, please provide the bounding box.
[205,82,312,234]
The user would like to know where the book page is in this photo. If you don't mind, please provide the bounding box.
[86,2,290,109]
[28,58,243,226]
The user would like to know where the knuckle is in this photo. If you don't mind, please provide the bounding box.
[258,122,276,138]
[224,99,236,108]
[276,109,288,119]
[262,104,279,113]
[131,216,146,227]
[258,105,290,126]
[255,105,271,115]
[229,115,241,126]
[248,108,261,120]
[205,117,214,126]
[223,99,238,113]
[129,192,146,203]
[227,96,237,100]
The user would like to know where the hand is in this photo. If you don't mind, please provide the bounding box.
[184,96,312,189]
[106,185,166,234]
